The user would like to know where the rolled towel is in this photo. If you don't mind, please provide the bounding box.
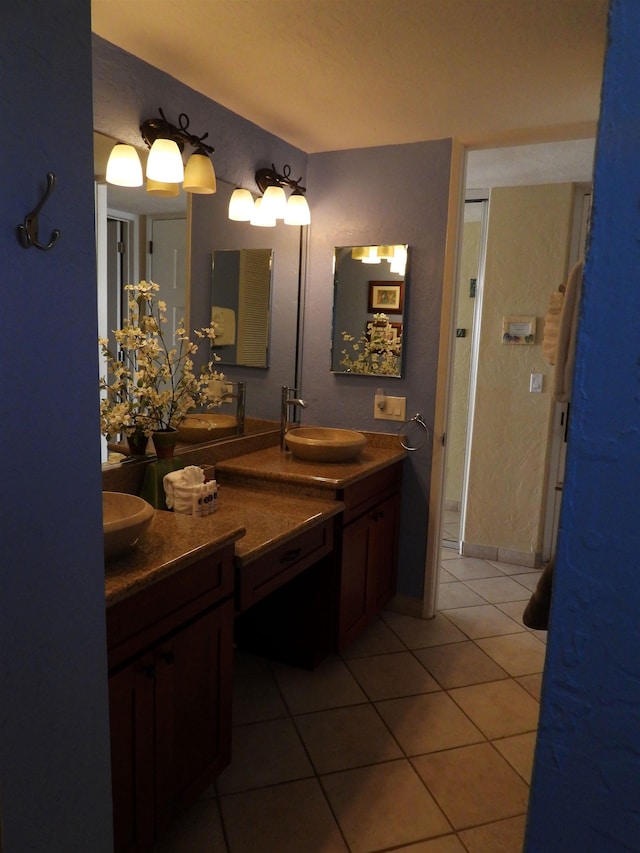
[163,466,205,511]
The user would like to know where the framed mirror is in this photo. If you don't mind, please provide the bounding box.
[331,244,408,377]
[211,248,273,368]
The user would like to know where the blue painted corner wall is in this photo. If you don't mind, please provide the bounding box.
[526,2,640,850]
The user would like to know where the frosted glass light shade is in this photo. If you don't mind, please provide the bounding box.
[351,246,368,260]
[361,246,381,263]
[146,177,180,197]
[389,245,408,275]
[250,197,276,227]
[146,138,184,183]
[260,185,287,219]
[106,144,143,187]
[183,152,216,194]
[284,192,311,226]
[228,188,255,221]
[377,245,395,259]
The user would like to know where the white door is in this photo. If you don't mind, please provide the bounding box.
[149,217,187,339]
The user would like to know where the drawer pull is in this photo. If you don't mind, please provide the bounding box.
[280,548,302,565]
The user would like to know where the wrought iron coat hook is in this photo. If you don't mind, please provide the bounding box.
[17,172,61,251]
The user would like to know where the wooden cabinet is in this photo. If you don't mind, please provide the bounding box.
[107,548,235,853]
[337,463,402,650]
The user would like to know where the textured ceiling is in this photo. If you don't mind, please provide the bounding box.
[91,0,608,154]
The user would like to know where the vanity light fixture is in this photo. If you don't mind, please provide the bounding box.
[250,197,277,227]
[228,188,255,221]
[228,163,311,226]
[105,107,217,195]
[105,143,144,187]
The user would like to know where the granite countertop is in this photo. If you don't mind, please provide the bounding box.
[105,483,342,605]
[215,437,406,491]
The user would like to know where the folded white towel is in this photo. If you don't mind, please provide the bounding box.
[163,466,205,513]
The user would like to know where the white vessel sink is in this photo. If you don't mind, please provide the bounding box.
[103,491,154,560]
[177,413,237,443]
[285,427,367,463]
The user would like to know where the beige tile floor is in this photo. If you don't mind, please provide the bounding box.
[156,548,546,853]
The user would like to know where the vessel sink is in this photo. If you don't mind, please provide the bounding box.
[103,491,154,561]
[177,413,237,443]
[285,427,367,463]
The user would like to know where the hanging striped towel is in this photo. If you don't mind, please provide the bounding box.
[542,288,565,366]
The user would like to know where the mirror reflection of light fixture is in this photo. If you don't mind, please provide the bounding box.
[361,246,382,264]
[350,244,407,275]
[146,177,180,198]
[105,107,217,195]
[229,164,311,226]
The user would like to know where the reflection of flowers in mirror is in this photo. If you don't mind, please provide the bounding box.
[99,280,224,440]
[340,312,402,375]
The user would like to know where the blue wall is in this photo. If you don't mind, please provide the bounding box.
[0,3,113,849]
[526,2,640,850]
[304,142,453,598]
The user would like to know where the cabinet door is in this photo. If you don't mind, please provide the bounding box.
[154,599,234,833]
[109,654,156,853]
[338,511,370,650]
[369,492,400,613]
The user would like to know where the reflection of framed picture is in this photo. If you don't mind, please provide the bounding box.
[368,281,404,314]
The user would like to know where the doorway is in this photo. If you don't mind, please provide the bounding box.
[424,139,596,618]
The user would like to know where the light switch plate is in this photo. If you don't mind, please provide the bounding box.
[530,373,543,393]
[374,395,406,421]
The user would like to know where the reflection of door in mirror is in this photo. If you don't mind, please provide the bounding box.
[331,244,407,377]
[150,218,187,342]
[442,200,487,550]
[211,249,272,368]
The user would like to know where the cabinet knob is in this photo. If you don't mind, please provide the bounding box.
[159,650,175,665]
[280,548,302,565]
[140,663,155,679]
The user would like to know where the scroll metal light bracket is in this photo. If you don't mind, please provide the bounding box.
[17,172,61,251]
[255,164,306,195]
[140,107,215,156]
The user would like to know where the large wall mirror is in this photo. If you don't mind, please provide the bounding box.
[95,132,306,461]
[331,244,408,377]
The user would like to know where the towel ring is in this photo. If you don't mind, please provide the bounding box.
[399,413,430,451]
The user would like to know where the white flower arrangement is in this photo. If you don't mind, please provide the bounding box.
[99,280,224,440]
[340,312,402,375]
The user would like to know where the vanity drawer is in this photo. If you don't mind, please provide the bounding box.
[340,461,403,524]
[107,545,235,668]
[236,519,334,611]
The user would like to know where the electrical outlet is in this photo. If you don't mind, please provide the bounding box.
[374,395,406,421]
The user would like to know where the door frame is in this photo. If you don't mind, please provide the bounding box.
[422,139,465,618]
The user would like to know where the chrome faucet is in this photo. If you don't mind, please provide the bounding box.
[281,385,307,450]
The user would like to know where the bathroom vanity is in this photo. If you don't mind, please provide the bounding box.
[103,432,404,851]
